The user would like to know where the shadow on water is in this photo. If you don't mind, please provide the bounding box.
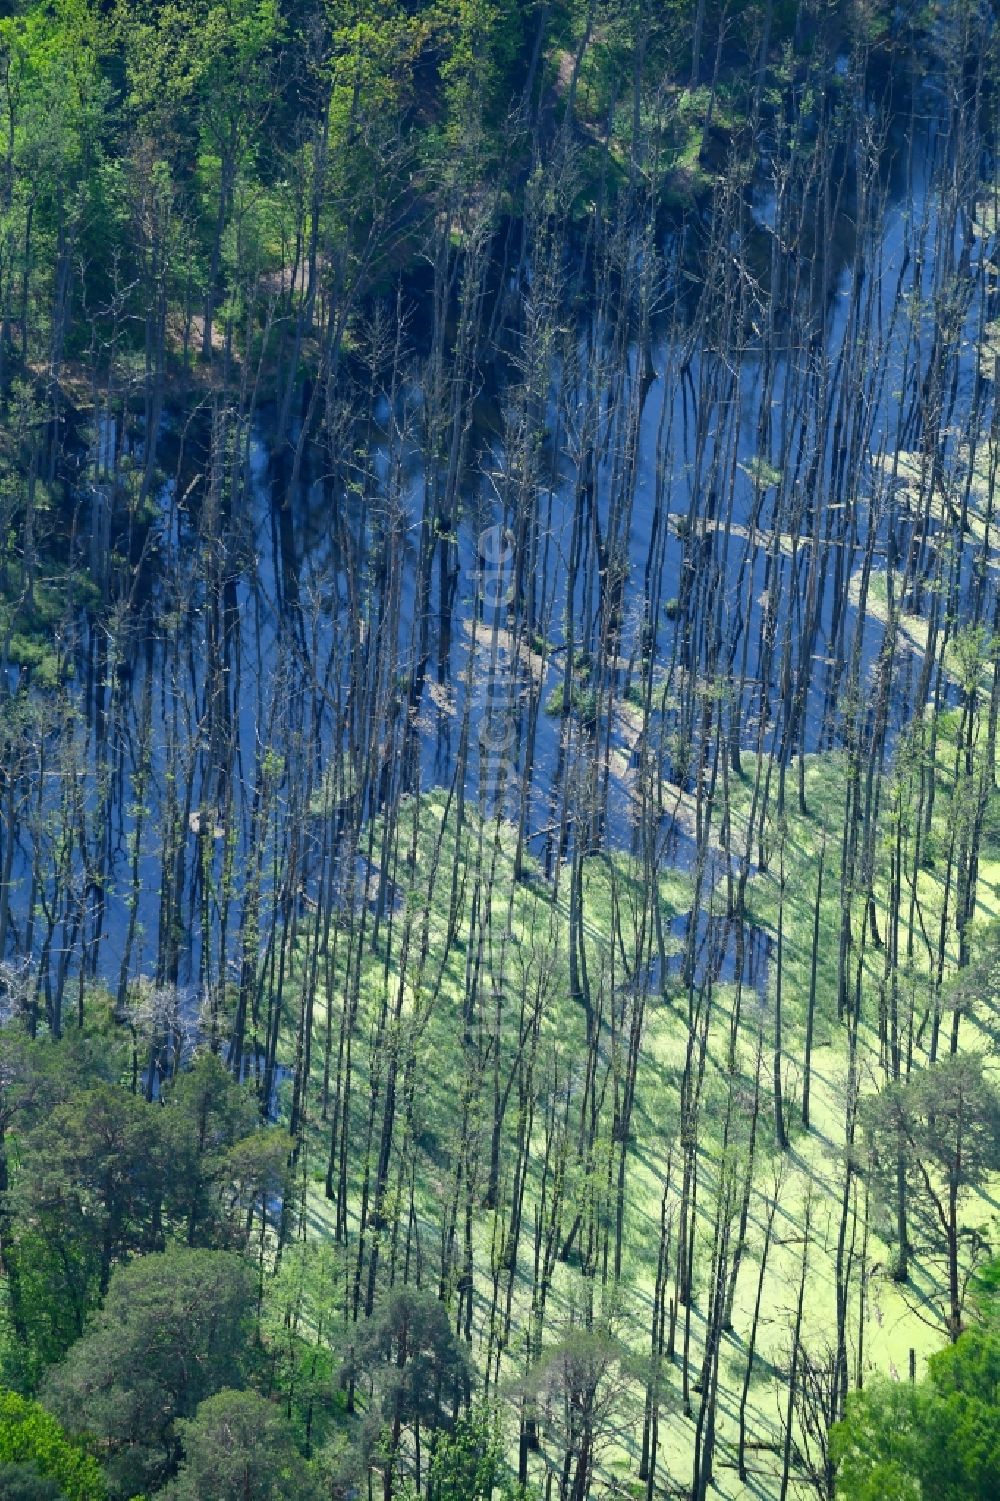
[1,51,984,1015]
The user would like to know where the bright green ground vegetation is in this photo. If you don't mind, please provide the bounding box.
[3,694,996,1498]
[265,690,1000,1498]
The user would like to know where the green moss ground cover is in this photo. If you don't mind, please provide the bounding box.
[276,703,1000,1497]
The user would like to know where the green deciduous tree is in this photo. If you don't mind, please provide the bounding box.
[0,1389,105,1501]
[44,1247,254,1498]
[865,1054,1000,1338]
[194,0,281,357]
[160,1051,261,1246]
[4,1081,168,1377]
[0,1462,63,1500]
[529,1328,634,1501]
[163,1389,320,1501]
[351,1286,470,1501]
[420,1403,533,1501]
[832,1320,1000,1501]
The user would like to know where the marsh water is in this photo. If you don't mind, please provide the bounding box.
[3,45,993,1045]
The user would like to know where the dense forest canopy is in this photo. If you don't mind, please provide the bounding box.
[3,0,1000,1497]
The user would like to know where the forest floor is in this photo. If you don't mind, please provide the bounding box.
[279,698,1000,1499]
